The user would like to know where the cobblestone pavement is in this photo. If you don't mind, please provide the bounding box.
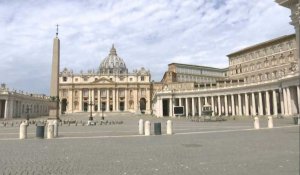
[0,113,299,175]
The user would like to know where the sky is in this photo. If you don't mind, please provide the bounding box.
[0,0,294,95]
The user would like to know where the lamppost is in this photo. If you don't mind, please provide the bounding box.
[88,98,94,121]
[101,103,105,120]
[25,106,31,122]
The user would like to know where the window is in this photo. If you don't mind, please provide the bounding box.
[63,77,67,82]
[75,78,78,82]
[141,76,144,81]
[130,78,133,81]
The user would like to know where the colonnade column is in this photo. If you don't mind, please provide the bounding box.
[245,93,249,116]
[283,88,288,115]
[286,87,292,115]
[191,98,195,116]
[224,95,228,116]
[211,96,215,116]
[251,92,256,116]
[272,90,278,116]
[185,98,188,117]
[205,97,208,105]
[198,97,202,116]
[265,91,270,115]
[179,98,182,106]
[238,94,242,115]
[218,96,221,116]
[4,100,8,119]
[280,89,285,115]
[258,92,263,115]
[231,94,235,116]
[297,86,300,114]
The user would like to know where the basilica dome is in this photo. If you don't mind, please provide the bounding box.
[99,45,128,75]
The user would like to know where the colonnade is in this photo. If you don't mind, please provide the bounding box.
[157,85,300,117]
[0,98,49,119]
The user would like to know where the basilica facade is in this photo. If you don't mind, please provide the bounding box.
[59,45,152,114]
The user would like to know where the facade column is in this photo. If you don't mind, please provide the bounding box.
[106,89,109,112]
[224,95,228,116]
[231,94,235,116]
[245,93,249,116]
[91,89,95,112]
[258,92,263,115]
[179,98,182,106]
[238,94,242,115]
[218,96,221,116]
[125,89,128,111]
[88,89,91,112]
[251,93,256,116]
[98,90,101,112]
[185,98,188,117]
[273,90,278,116]
[265,91,270,115]
[205,97,208,105]
[198,97,202,116]
[116,89,119,111]
[112,89,116,111]
[169,98,173,117]
[211,96,215,116]
[191,97,195,116]
[79,89,82,112]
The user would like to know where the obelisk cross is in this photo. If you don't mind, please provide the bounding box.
[56,24,59,37]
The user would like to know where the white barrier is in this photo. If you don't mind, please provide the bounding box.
[268,116,273,128]
[254,117,260,129]
[53,120,58,137]
[145,121,151,136]
[47,124,54,139]
[19,122,28,139]
[166,120,173,135]
[139,119,144,135]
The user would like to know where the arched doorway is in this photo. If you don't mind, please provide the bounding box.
[61,99,67,114]
[140,98,146,114]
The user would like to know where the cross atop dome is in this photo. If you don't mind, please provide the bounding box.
[109,44,117,56]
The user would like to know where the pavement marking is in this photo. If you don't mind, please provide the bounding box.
[175,125,299,135]
[0,125,298,141]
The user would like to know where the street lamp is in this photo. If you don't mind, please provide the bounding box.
[25,106,31,121]
[88,98,94,121]
[101,103,105,120]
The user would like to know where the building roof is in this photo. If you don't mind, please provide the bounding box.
[227,33,295,57]
[168,63,228,72]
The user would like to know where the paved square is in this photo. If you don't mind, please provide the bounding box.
[0,114,299,175]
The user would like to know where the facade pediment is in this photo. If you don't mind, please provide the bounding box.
[91,77,114,84]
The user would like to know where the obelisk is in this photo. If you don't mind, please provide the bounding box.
[49,25,60,120]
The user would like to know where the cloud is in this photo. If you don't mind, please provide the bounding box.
[0,0,294,95]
